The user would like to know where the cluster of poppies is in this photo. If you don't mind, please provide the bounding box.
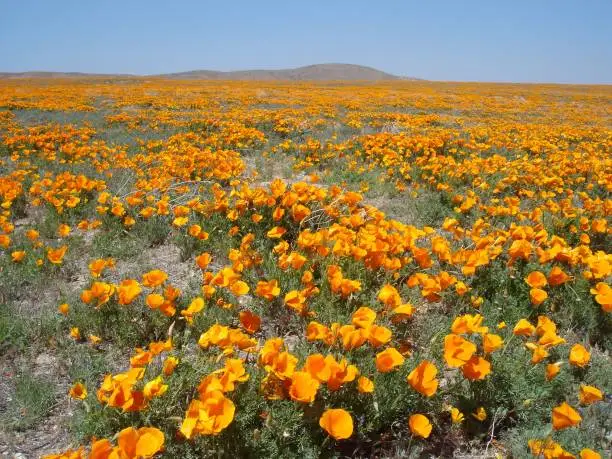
[0,79,609,458]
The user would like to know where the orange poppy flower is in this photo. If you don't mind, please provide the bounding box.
[580,449,602,459]
[391,303,414,321]
[508,239,532,261]
[90,438,113,459]
[409,413,432,439]
[568,343,590,367]
[526,343,549,364]
[513,319,535,336]
[461,356,491,380]
[443,334,477,368]
[146,293,165,310]
[589,282,611,312]
[118,279,142,305]
[162,356,179,376]
[69,382,87,400]
[284,290,308,315]
[482,333,503,353]
[195,252,212,270]
[450,314,488,335]
[180,392,235,438]
[0,235,10,248]
[70,327,81,341]
[88,258,112,278]
[143,376,168,400]
[306,321,334,344]
[255,279,280,300]
[529,288,548,306]
[289,371,320,403]
[545,362,561,381]
[11,250,25,262]
[525,271,547,288]
[378,284,402,308]
[304,354,333,382]
[407,361,438,397]
[527,439,569,459]
[472,406,487,421]
[267,226,287,239]
[229,280,250,296]
[367,325,392,348]
[357,376,374,394]
[578,384,603,405]
[117,426,165,457]
[375,347,405,373]
[57,224,71,237]
[338,325,368,350]
[239,310,261,334]
[319,408,353,440]
[142,269,168,288]
[551,402,581,430]
[548,266,570,286]
[25,229,39,241]
[267,351,298,381]
[327,358,359,391]
[47,245,68,264]
[450,407,464,424]
[351,306,376,329]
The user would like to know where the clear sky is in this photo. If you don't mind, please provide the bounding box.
[1,0,610,83]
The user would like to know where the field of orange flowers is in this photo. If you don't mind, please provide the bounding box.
[0,79,610,458]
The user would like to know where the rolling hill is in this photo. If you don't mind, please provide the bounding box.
[0,64,419,81]
[158,64,407,81]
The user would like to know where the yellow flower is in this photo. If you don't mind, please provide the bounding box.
[70,327,81,341]
[357,376,374,394]
[69,382,87,400]
[143,376,168,400]
[11,250,25,262]
[450,407,464,424]
[472,407,487,421]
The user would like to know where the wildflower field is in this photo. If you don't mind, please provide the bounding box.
[0,78,610,458]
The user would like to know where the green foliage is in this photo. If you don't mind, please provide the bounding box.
[3,372,57,430]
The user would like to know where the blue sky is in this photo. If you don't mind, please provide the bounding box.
[1,0,610,83]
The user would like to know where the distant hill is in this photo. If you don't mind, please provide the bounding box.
[0,64,420,81]
[157,64,415,81]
